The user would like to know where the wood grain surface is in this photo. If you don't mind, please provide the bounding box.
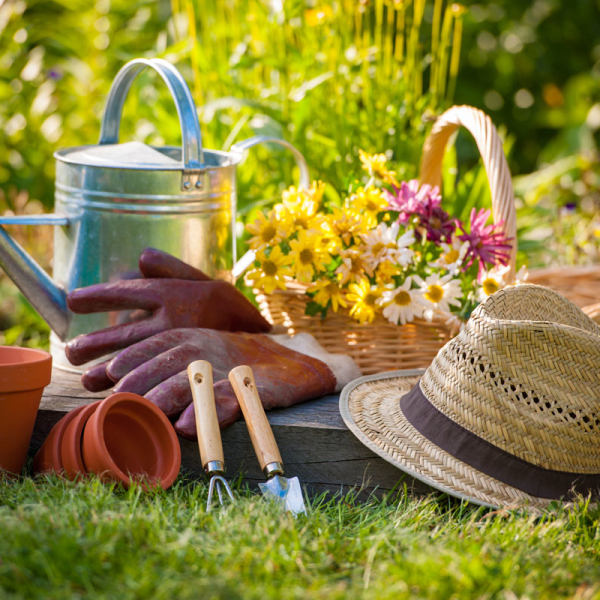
[229,365,283,471]
[29,367,432,498]
[187,360,224,469]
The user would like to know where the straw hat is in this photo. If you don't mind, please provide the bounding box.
[340,284,600,509]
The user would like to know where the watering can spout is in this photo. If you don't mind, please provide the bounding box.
[0,220,69,340]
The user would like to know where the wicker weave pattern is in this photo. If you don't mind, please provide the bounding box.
[420,285,600,473]
[340,284,600,509]
[529,265,600,309]
[344,375,554,510]
[256,284,452,375]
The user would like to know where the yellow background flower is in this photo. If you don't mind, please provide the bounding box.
[358,149,399,186]
[276,186,323,234]
[336,248,374,284]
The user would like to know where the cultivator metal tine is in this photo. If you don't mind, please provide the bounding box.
[206,475,236,512]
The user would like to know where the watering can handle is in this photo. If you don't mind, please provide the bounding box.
[230,136,310,280]
[99,58,204,170]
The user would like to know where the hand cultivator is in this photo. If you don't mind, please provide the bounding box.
[188,360,236,511]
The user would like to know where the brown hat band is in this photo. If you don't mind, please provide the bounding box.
[401,383,600,500]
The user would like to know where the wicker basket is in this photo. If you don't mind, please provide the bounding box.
[528,265,600,309]
[256,104,600,375]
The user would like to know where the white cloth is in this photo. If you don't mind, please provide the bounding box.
[267,332,362,392]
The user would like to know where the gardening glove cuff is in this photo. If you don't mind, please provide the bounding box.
[267,332,362,392]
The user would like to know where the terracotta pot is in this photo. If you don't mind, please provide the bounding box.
[0,346,52,475]
[60,401,102,480]
[82,392,181,489]
[32,404,87,475]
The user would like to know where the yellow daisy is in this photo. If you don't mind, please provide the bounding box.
[349,186,388,214]
[327,207,365,247]
[289,230,330,283]
[246,246,292,294]
[335,248,374,285]
[346,187,388,228]
[358,150,399,186]
[306,180,326,205]
[375,260,402,285]
[280,181,324,212]
[347,279,383,324]
[318,217,343,255]
[276,187,323,234]
[245,211,286,251]
[308,278,348,312]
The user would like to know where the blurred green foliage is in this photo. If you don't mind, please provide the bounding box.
[0,0,599,342]
[0,0,464,215]
[457,0,600,175]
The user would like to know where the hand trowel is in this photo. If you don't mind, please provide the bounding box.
[229,365,306,516]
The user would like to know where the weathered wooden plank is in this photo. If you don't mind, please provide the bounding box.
[30,368,431,498]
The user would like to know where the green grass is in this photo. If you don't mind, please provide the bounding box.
[2,473,600,599]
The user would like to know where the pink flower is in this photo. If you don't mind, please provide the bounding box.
[458,208,512,277]
[385,180,455,242]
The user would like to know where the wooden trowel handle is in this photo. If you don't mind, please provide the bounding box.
[229,365,283,473]
[187,360,224,471]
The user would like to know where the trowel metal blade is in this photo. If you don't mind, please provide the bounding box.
[258,475,306,516]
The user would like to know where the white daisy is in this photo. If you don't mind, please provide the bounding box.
[445,312,466,336]
[414,272,463,321]
[360,223,415,270]
[395,229,417,266]
[429,236,469,275]
[514,265,529,284]
[376,277,423,325]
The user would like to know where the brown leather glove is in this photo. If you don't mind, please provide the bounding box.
[65,249,271,373]
[103,328,338,435]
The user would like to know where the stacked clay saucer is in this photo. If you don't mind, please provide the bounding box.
[33,392,181,490]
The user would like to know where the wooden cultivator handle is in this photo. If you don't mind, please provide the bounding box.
[229,365,284,475]
[419,105,517,279]
[187,360,224,473]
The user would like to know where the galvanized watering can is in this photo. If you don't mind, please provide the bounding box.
[0,58,309,370]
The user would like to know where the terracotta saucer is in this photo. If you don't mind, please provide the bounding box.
[61,401,102,480]
[32,404,87,476]
[82,392,181,490]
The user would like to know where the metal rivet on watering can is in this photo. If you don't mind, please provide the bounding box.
[0,57,310,372]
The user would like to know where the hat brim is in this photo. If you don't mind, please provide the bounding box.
[340,369,561,511]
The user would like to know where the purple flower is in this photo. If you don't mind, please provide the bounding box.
[458,208,512,277]
[385,179,455,242]
[47,68,62,80]
[417,203,456,243]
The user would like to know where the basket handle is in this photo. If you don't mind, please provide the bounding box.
[419,105,517,280]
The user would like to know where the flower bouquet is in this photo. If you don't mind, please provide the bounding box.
[245,106,522,375]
